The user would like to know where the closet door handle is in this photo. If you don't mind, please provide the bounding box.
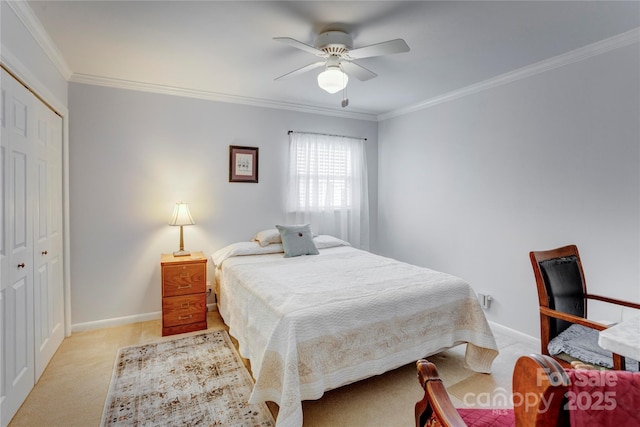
[17,263,26,269]
[42,250,48,255]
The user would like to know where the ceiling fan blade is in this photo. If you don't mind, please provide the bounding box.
[341,61,377,81]
[274,37,326,57]
[275,61,325,81]
[347,38,410,59]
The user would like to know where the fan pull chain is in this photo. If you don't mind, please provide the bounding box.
[341,70,349,108]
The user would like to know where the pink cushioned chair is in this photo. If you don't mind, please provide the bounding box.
[565,368,640,427]
[415,354,640,427]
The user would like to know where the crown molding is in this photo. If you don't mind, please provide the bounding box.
[69,73,378,121]
[378,27,640,121]
[6,0,73,80]
[11,0,637,124]
[1,44,67,115]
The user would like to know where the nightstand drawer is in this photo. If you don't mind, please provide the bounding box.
[162,294,207,326]
[162,264,206,297]
[160,252,207,336]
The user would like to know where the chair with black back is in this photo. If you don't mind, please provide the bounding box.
[529,244,640,371]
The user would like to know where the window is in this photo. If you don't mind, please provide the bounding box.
[293,139,351,208]
[286,132,369,249]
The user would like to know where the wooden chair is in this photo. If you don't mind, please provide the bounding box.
[529,244,640,370]
[416,354,640,427]
[415,354,570,427]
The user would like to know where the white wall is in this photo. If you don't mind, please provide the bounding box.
[378,43,640,337]
[68,83,378,327]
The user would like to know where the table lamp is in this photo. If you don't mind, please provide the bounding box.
[169,202,195,257]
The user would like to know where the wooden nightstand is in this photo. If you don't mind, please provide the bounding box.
[160,251,207,336]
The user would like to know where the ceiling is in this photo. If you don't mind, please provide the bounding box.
[26,1,640,119]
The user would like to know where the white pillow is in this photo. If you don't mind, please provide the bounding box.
[211,235,351,267]
[252,228,282,247]
[211,241,284,266]
[313,235,351,249]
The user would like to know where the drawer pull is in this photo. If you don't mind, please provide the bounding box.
[177,284,192,289]
[17,263,26,269]
[180,302,190,309]
[178,314,192,321]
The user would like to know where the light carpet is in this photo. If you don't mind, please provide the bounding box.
[101,330,275,426]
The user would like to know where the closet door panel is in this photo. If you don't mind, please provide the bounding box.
[1,88,6,280]
[33,103,64,380]
[8,146,33,382]
[9,276,31,383]
[0,74,7,425]
[1,70,35,426]
[10,150,30,271]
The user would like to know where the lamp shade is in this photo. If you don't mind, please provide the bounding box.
[168,202,195,226]
[317,67,348,94]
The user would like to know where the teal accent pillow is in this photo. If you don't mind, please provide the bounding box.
[276,224,319,258]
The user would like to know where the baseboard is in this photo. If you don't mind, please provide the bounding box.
[71,304,220,333]
[71,311,162,333]
[489,320,541,348]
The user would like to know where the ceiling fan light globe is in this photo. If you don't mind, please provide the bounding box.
[317,68,348,94]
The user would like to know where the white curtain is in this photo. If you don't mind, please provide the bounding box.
[286,132,370,250]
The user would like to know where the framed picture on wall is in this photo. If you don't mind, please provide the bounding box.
[229,145,259,183]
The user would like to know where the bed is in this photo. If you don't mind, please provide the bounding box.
[212,233,499,427]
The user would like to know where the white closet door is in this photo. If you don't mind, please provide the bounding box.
[0,68,35,426]
[33,100,64,380]
[0,70,6,426]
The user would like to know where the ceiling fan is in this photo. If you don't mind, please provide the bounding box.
[274,30,410,104]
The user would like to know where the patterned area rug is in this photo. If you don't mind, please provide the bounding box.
[101,330,275,426]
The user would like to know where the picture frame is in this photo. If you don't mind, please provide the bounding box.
[229,145,259,183]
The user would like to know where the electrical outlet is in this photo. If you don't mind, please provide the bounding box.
[478,293,492,310]
[206,281,213,296]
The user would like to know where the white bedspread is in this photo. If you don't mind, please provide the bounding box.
[216,246,498,427]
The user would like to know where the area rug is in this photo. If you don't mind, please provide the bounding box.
[101,330,275,426]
